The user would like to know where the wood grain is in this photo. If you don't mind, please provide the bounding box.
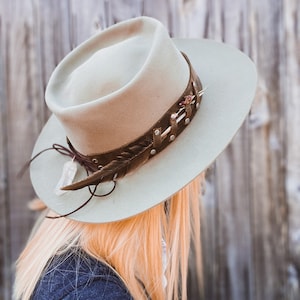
[0,0,299,299]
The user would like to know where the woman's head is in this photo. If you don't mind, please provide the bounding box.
[15,174,204,300]
[15,16,256,300]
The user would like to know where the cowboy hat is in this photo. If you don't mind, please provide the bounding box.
[30,16,257,223]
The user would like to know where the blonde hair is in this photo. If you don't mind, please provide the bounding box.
[14,174,204,300]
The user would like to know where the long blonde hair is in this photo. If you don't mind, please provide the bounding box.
[14,174,204,300]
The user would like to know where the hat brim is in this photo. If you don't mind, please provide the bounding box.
[30,39,257,223]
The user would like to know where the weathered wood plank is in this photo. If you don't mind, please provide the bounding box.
[3,0,40,267]
[0,2,11,299]
[206,3,253,300]
[281,0,300,299]
[0,1,299,299]
[249,1,288,299]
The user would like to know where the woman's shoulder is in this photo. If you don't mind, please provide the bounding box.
[31,249,133,299]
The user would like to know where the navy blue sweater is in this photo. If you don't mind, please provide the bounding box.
[31,250,133,299]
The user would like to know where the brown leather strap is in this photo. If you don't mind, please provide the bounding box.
[62,52,203,191]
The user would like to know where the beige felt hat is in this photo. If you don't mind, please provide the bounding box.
[30,16,257,223]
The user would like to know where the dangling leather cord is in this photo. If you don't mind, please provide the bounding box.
[18,143,117,219]
[46,181,116,219]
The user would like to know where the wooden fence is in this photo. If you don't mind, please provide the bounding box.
[0,0,299,299]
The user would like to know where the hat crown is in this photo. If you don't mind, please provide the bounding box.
[46,17,190,155]
[68,37,150,103]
